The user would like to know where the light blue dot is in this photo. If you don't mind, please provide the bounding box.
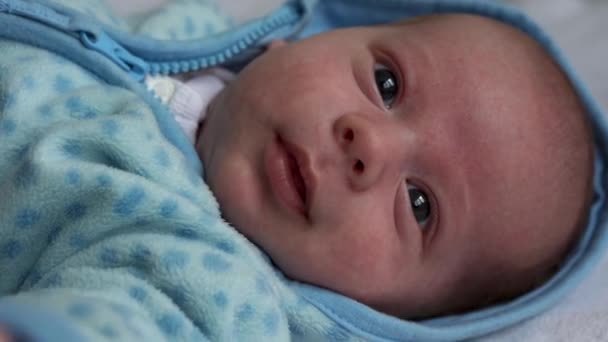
[65,96,82,112]
[65,202,87,220]
[65,169,81,185]
[14,161,38,188]
[38,104,54,118]
[131,244,151,265]
[101,120,119,137]
[160,199,178,218]
[212,291,228,309]
[67,302,94,319]
[202,253,231,273]
[1,119,16,135]
[96,174,112,187]
[215,240,236,254]
[113,186,146,216]
[161,250,189,271]
[157,313,183,337]
[63,139,82,157]
[66,97,96,119]
[128,286,147,302]
[263,309,279,336]
[54,75,73,92]
[174,227,198,240]
[153,148,171,168]
[100,325,118,339]
[100,248,119,267]
[2,239,23,259]
[69,233,87,248]
[73,109,97,120]
[236,303,255,322]
[15,208,41,228]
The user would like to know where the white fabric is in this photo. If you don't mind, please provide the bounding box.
[146,69,232,142]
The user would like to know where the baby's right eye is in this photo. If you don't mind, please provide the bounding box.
[374,63,399,109]
[407,185,431,227]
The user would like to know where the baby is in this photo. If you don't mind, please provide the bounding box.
[196,14,594,318]
[0,4,600,341]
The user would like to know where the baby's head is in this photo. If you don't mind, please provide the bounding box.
[197,14,594,318]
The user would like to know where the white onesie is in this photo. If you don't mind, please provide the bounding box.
[145,68,234,143]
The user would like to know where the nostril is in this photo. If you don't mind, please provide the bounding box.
[343,128,354,142]
[353,160,364,173]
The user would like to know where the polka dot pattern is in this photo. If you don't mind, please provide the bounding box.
[162,250,189,271]
[15,208,41,228]
[2,239,23,259]
[159,199,178,218]
[129,286,148,303]
[113,187,146,216]
[157,313,183,337]
[65,169,81,186]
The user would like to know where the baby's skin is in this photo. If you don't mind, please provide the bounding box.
[198,14,592,318]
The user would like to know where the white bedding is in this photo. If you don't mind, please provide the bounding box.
[110,0,608,340]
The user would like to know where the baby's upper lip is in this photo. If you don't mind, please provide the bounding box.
[282,138,316,219]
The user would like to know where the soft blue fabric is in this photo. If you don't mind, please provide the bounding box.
[0,0,606,341]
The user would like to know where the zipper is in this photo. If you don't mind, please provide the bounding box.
[79,30,148,82]
[142,5,300,77]
[0,0,302,83]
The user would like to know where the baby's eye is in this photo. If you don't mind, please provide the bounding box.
[407,185,431,227]
[374,63,399,109]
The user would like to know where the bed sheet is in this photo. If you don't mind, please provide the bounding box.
[110,0,608,340]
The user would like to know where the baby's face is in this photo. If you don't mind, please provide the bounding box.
[198,15,571,317]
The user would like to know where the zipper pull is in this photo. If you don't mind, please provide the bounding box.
[79,30,148,82]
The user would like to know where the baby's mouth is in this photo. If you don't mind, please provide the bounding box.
[265,135,310,218]
[286,144,307,207]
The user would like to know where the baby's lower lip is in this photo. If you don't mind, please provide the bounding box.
[264,136,307,217]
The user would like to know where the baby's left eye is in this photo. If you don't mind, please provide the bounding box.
[374,63,399,109]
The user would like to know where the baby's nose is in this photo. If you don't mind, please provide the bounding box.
[333,113,388,192]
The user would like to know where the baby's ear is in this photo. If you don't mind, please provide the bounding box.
[266,40,287,51]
